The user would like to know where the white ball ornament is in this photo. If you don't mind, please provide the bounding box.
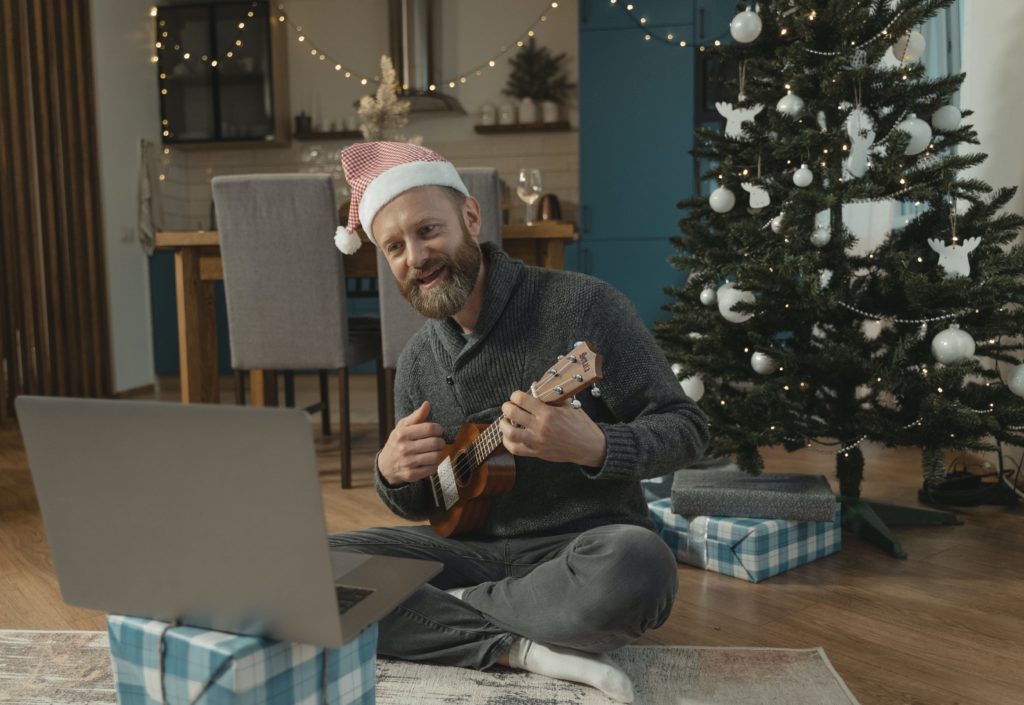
[931,104,962,132]
[729,8,762,43]
[709,185,736,213]
[771,212,785,234]
[792,163,813,188]
[931,324,976,363]
[892,30,926,62]
[1007,364,1024,398]
[717,282,755,323]
[897,113,932,155]
[750,352,779,375]
[681,375,705,402]
[810,208,831,247]
[776,90,804,117]
[700,286,717,306]
[810,226,832,247]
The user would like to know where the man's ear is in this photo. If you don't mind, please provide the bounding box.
[461,196,483,238]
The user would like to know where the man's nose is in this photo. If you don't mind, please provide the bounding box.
[405,239,430,270]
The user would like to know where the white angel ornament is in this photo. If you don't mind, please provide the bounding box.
[844,106,875,180]
[928,237,980,278]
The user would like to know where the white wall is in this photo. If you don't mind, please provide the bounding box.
[283,0,579,142]
[172,0,580,230]
[91,0,162,392]
[961,0,1024,222]
[961,1,1024,470]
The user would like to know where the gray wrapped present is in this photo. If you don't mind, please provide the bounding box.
[671,468,838,522]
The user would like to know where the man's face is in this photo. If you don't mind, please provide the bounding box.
[372,186,483,319]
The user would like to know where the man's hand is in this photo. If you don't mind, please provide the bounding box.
[378,401,446,485]
[500,390,607,467]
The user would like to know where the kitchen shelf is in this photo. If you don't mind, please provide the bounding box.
[293,130,362,141]
[474,121,572,135]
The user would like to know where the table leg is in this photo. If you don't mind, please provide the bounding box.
[249,369,278,406]
[174,248,220,403]
[543,240,565,270]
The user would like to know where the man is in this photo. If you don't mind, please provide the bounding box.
[329,142,709,702]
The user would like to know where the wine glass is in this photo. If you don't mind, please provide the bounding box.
[516,168,543,225]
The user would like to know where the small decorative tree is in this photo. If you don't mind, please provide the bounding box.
[358,55,421,144]
[503,38,575,103]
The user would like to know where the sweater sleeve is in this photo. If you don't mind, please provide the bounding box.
[580,284,710,482]
[374,344,435,520]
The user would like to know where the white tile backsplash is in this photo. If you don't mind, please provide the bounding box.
[162,132,579,231]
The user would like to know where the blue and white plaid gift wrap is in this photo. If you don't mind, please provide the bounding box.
[107,615,376,705]
[648,498,841,583]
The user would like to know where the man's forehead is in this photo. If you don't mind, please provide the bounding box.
[374,186,455,233]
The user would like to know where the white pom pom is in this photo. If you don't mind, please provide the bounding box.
[334,226,362,255]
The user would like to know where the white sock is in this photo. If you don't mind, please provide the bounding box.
[507,638,635,703]
[446,587,466,600]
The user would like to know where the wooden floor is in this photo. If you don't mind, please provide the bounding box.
[2,374,1022,704]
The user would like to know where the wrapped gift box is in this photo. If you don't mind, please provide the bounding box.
[648,498,841,583]
[107,615,376,705]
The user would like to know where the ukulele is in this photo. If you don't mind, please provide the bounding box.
[428,341,603,538]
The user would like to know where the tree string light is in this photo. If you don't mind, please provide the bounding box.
[609,0,729,50]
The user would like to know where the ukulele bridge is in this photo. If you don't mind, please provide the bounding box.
[436,456,460,510]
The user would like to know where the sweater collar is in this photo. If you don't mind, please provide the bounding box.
[432,243,523,359]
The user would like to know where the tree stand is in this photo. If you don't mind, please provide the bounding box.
[837,447,961,559]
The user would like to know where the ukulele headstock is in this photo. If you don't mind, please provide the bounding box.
[530,341,603,405]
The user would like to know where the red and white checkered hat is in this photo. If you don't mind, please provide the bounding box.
[334,141,468,254]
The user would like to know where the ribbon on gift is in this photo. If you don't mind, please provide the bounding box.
[680,516,710,568]
[148,621,330,705]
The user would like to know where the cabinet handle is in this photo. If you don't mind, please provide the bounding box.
[582,204,591,234]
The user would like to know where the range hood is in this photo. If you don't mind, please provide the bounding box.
[389,0,465,113]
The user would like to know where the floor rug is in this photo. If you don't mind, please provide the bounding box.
[0,630,860,705]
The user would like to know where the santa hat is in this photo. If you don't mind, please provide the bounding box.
[334,141,469,254]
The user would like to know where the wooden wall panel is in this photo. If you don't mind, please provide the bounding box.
[0,0,112,421]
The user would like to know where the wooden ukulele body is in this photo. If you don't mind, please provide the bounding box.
[428,422,516,538]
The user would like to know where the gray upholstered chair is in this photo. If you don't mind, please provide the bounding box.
[376,167,503,434]
[212,174,382,489]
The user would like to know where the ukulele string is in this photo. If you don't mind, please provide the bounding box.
[439,355,590,499]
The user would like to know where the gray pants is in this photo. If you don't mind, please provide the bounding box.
[327,523,678,670]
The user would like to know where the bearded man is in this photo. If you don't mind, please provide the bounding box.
[328,142,709,702]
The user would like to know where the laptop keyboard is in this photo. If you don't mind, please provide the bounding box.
[335,584,375,614]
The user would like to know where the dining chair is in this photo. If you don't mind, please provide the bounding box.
[212,174,382,489]
[376,167,503,436]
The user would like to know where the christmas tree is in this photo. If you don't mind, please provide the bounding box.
[656,0,1024,555]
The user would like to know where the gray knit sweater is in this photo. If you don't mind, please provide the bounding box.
[375,243,710,537]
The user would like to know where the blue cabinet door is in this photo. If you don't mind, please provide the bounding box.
[577,0,735,324]
[578,29,695,245]
[580,238,684,328]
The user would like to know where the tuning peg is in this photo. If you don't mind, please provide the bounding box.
[570,397,582,409]
[573,340,584,348]
[591,385,602,398]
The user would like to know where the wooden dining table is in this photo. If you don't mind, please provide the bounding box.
[154,222,577,403]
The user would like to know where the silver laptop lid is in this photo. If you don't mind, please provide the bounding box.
[16,396,349,647]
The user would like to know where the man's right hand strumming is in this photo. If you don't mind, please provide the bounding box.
[378,401,447,486]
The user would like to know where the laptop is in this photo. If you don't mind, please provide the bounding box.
[15,396,441,648]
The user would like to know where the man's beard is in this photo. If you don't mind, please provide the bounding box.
[398,226,482,320]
